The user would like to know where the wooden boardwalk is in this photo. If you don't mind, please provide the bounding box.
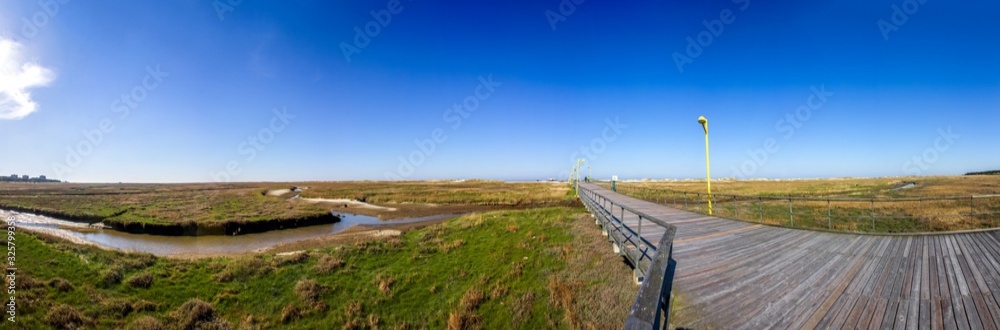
[579,183,1000,329]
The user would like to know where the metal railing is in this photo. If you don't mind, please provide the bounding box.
[611,183,1000,233]
[577,185,677,329]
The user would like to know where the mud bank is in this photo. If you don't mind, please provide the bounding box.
[0,204,110,224]
[4,210,454,256]
[103,213,341,236]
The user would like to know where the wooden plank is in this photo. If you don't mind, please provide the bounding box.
[896,299,913,330]
[803,240,878,329]
[964,234,1000,330]
[944,236,975,330]
[943,236,971,330]
[844,296,872,330]
[954,235,994,330]
[921,299,932,330]
[882,299,900,329]
[870,298,890,330]
[906,239,924,330]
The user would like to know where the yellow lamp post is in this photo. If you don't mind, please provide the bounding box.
[698,116,713,215]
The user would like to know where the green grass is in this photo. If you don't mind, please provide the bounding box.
[10,207,619,329]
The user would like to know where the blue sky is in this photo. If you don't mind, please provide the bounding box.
[1,0,998,183]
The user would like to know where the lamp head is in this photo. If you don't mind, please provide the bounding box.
[697,116,709,134]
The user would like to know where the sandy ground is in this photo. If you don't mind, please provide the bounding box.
[299,197,398,211]
[2,210,99,247]
[266,188,291,196]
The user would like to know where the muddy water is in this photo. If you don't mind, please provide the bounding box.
[3,210,453,256]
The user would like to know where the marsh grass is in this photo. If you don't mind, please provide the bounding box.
[0,181,575,228]
[0,182,330,227]
[14,207,639,329]
[299,180,573,206]
[613,176,1000,232]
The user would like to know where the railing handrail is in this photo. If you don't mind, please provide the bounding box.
[579,186,662,249]
[624,226,676,330]
[577,183,678,330]
[580,185,673,228]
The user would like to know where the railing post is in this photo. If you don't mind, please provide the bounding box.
[734,195,739,219]
[684,192,688,210]
[759,196,763,223]
[789,198,794,226]
[871,198,876,231]
[969,196,975,223]
[827,198,832,230]
[638,215,643,253]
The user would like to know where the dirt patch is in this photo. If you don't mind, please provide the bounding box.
[300,198,398,211]
[264,219,445,255]
[266,189,292,197]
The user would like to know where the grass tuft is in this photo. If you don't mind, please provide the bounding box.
[375,274,395,296]
[280,304,302,323]
[48,277,74,292]
[127,316,163,330]
[314,255,345,274]
[168,299,231,330]
[294,278,327,305]
[127,272,154,289]
[45,304,90,329]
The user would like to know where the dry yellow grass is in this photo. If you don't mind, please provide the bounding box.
[612,176,1000,232]
[622,176,1000,198]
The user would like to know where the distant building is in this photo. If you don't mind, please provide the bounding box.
[0,174,60,183]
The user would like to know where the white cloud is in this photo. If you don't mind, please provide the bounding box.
[0,38,55,120]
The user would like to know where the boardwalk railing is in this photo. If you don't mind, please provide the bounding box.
[577,185,677,330]
[611,183,1000,233]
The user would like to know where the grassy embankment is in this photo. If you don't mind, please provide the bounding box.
[0,181,575,234]
[610,176,1000,232]
[9,207,643,329]
[296,181,576,219]
[0,183,332,234]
